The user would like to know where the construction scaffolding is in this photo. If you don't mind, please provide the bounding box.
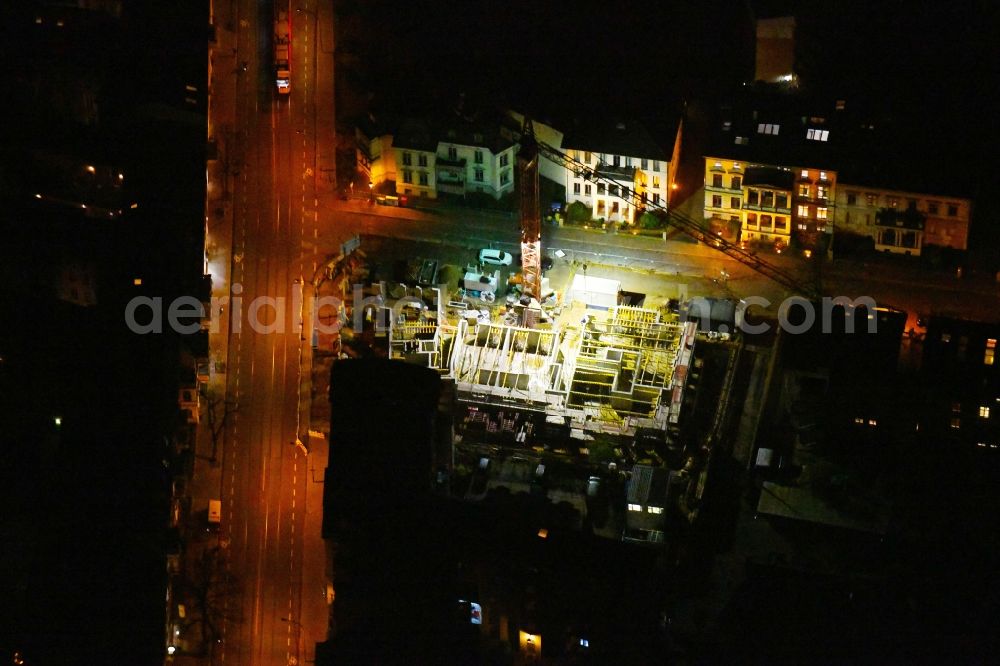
[449,320,563,407]
[566,306,688,426]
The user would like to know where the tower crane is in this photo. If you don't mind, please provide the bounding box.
[517,118,543,301]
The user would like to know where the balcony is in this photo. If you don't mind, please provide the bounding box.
[596,164,636,180]
[436,155,466,168]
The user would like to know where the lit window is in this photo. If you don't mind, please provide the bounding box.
[797,205,809,217]
[817,207,828,220]
[733,162,741,170]
[868,419,877,426]
[647,506,664,514]
[980,406,991,418]
[986,338,996,349]
[806,129,830,141]
[819,171,828,180]
[801,169,809,178]
[951,418,961,429]
[627,503,642,512]
[580,639,590,648]
[735,136,749,145]
[854,417,864,425]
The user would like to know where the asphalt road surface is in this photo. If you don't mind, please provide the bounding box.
[214,0,330,663]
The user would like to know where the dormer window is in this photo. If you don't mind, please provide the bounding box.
[757,123,779,135]
[800,169,809,178]
[806,128,829,141]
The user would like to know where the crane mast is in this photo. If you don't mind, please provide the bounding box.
[518,118,543,301]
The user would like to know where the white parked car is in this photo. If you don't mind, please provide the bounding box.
[478,248,513,266]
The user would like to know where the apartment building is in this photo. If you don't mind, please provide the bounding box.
[561,119,681,224]
[703,91,847,253]
[357,114,517,201]
[433,119,517,200]
[835,183,970,256]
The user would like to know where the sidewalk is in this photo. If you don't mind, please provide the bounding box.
[169,0,239,660]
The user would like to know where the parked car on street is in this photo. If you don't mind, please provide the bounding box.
[478,248,513,266]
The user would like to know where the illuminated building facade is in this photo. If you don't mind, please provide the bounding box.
[835,184,970,255]
[561,119,681,225]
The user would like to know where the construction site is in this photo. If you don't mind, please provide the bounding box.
[308,119,764,546]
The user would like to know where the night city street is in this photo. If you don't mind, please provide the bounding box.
[1,1,999,664]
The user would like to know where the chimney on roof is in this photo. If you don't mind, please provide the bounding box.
[755,16,796,84]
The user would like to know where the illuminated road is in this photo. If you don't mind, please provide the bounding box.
[319,200,1000,325]
[214,0,332,663]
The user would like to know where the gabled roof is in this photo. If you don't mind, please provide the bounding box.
[392,117,437,152]
[706,87,847,170]
[562,119,669,161]
[435,112,515,155]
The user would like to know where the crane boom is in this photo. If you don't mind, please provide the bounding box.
[533,140,823,301]
[518,119,543,300]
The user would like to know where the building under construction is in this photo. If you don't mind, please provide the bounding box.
[384,295,709,544]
